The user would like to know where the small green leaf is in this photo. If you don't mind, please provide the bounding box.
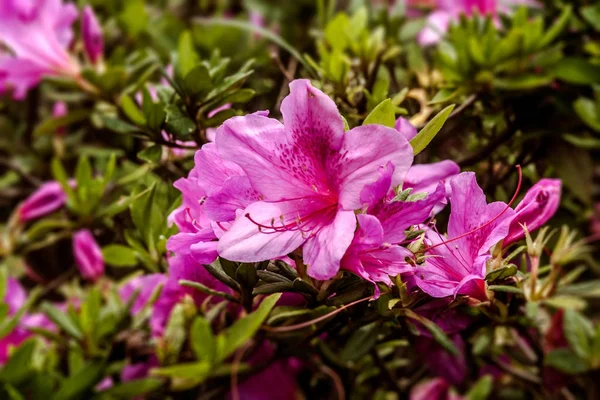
[363,99,395,128]
[137,145,163,163]
[183,65,211,97]
[33,110,90,137]
[40,302,83,340]
[0,339,37,384]
[54,360,106,400]
[485,265,517,282]
[120,94,146,126]
[563,309,594,358]
[99,378,164,398]
[190,317,216,362]
[218,293,281,361]
[545,349,589,374]
[539,6,572,47]
[466,375,493,400]
[488,285,523,294]
[177,30,200,78]
[164,105,196,138]
[410,104,455,156]
[102,245,139,267]
[340,322,380,363]
[552,57,600,85]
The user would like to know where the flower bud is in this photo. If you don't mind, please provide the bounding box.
[18,181,67,222]
[72,229,104,281]
[395,117,418,141]
[81,6,104,64]
[504,179,561,246]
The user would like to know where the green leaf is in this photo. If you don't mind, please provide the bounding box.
[197,18,316,77]
[120,94,146,126]
[40,302,83,340]
[164,105,196,138]
[54,360,106,400]
[119,0,148,38]
[363,99,395,128]
[177,31,200,78]
[485,265,517,282]
[190,317,216,362]
[218,293,281,361]
[179,280,237,301]
[0,339,37,384]
[98,378,164,398]
[236,263,258,289]
[325,13,350,50]
[33,110,90,137]
[203,261,241,292]
[539,6,572,47]
[183,65,211,97]
[563,309,594,358]
[137,145,163,163]
[544,296,587,311]
[545,349,589,374]
[581,4,600,31]
[340,322,380,363]
[410,104,455,156]
[574,97,600,132]
[466,375,493,400]
[552,57,600,85]
[102,245,139,267]
[99,115,142,135]
[562,134,600,149]
[151,362,211,389]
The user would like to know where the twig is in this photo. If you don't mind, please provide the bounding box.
[448,94,477,120]
[457,126,515,167]
[274,57,298,111]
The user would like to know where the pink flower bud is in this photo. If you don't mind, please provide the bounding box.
[53,101,68,135]
[395,117,418,141]
[72,229,104,281]
[18,181,67,222]
[504,179,561,245]
[81,6,104,64]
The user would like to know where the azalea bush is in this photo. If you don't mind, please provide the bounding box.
[1,0,600,398]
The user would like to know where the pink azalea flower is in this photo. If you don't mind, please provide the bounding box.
[81,5,103,64]
[413,172,516,300]
[0,0,79,99]
[341,162,444,293]
[18,181,67,222]
[215,79,414,279]
[119,273,169,315]
[72,229,104,282]
[503,179,561,246]
[414,0,539,46]
[0,278,54,364]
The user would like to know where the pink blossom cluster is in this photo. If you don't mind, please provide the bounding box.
[168,79,561,300]
[408,0,540,45]
[0,0,103,99]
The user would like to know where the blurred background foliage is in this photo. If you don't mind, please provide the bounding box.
[1,0,600,399]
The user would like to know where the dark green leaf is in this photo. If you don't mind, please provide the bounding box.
[137,145,163,163]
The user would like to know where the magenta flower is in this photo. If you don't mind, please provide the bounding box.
[81,5,103,64]
[18,181,67,222]
[1,278,54,364]
[215,79,414,279]
[414,0,539,46]
[413,172,516,300]
[503,179,561,245]
[341,162,444,293]
[119,274,169,315]
[404,160,460,196]
[72,229,104,282]
[0,0,79,99]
